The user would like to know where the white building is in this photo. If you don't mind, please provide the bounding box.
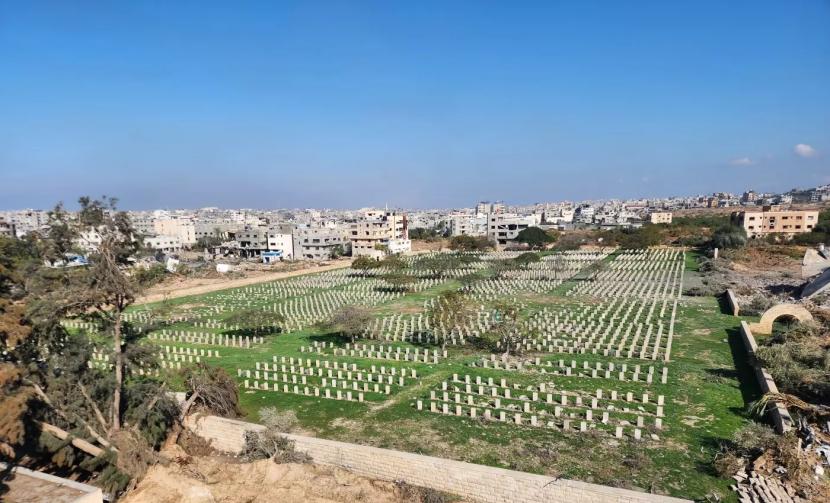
[487,214,541,247]
[350,210,410,259]
[267,232,294,260]
[143,235,182,253]
[449,214,488,236]
[649,212,673,224]
[154,219,196,246]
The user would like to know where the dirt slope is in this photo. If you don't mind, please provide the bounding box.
[121,455,408,503]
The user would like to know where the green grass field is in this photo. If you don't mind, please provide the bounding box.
[116,250,761,501]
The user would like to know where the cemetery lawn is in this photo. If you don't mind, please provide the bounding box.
[133,252,758,502]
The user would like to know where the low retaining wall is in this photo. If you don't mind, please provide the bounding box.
[0,462,103,503]
[739,321,794,433]
[725,289,740,316]
[185,415,690,503]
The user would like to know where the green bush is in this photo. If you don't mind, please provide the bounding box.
[711,225,747,249]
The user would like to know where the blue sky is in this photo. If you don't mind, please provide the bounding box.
[1,1,828,210]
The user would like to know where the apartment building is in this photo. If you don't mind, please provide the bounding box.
[154,219,197,246]
[649,212,673,224]
[0,219,16,238]
[233,225,294,259]
[143,235,182,253]
[293,224,347,261]
[194,222,240,243]
[487,213,541,246]
[731,207,820,238]
[349,210,411,259]
[449,214,488,237]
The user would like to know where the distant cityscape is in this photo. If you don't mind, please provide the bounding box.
[1,183,828,261]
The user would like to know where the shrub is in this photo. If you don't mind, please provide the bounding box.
[449,235,493,251]
[515,227,555,249]
[242,430,310,464]
[259,407,299,433]
[756,323,830,402]
[242,407,309,463]
[731,422,777,457]
[711,225,747,249]
[742,295,774,316]
[394,481,452,503]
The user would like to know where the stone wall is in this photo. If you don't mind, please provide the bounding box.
[739,321,794,433]
[186,414,690,503]
[725,289,740,316]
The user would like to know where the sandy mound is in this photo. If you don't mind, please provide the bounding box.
[121,456,406,503]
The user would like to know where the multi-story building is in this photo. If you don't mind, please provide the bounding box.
[575,205,595,224]
[487,213,541,247]
[232,225,294,259]
[449,214,488,236]
[293,224,346,261]
[266,232,294,260]
[741,191,758,204]
[731,207,820,238]
[649,212,673,224]
[143,235,182,253]
[194,221,240,243]
[349,210,410,259]
[0,219,16,238]
[0,209,48,237]
[154,219,196,246]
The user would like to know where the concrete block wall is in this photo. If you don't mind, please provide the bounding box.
[186,414,691,503]
[739,321,794,433]
[725,289,740,316]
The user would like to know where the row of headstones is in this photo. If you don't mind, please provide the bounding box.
[570,272,681,299]
[519,296,674,359]
[472,357,669,384]
[264,356,419,378]
[62,320,98,331]
[244,375,395,394]
[161,345,220,357]
[443,375,664,411]
[364,302,498,344]
[88,360,162,376]
[301,346,442,364]
[418,401,658,440]
[567,268,681,299]
[514,322,669,361]
[441,374,665,415]
[149,330,262,347]
[243,380,369,402]
[191,320,229,330]
[269,288,404,332]
[159,352,202,363]
[567,257,683,299]
[525,295,669,333]
[239,367,406,387]
[431,386,663,420]
[307,340,444,358]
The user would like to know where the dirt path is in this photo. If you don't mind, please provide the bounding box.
[136,260,353,305]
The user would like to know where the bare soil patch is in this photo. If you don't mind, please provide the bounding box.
[121,454,426,503]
